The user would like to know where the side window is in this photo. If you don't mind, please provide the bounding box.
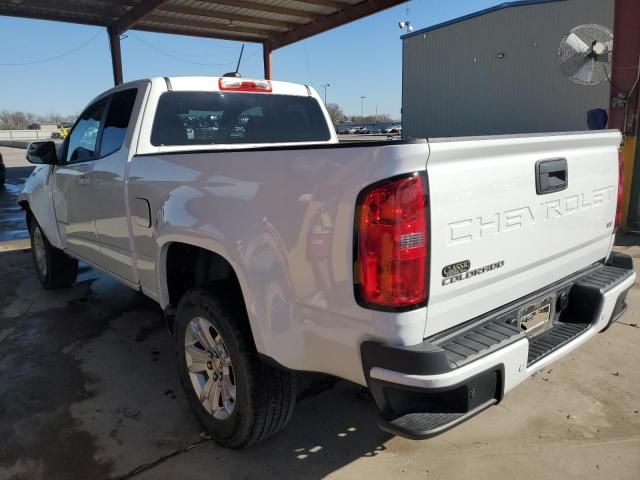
[65,99,107,163]
[100,89,138,157]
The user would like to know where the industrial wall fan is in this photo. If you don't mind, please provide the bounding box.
[558,24,613,85]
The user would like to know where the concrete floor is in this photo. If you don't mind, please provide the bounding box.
[0,251,639,480]
[0,146,32,169]
[0,144,639,479]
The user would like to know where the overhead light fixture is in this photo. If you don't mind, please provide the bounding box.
[398,21,413,33]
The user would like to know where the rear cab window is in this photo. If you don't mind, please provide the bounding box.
[150,91,331,146]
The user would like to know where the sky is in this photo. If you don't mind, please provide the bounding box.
[0,1,499,119]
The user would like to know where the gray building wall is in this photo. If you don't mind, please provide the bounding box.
[402,0,614,138]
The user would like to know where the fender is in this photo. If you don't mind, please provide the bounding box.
[18,165,62,249]
[152,185,296,360]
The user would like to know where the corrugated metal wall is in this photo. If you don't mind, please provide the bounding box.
[402,0,614,138]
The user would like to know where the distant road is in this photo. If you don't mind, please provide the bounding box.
[1,145,31,168]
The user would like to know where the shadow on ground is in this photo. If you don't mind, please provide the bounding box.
[0,251,390,480]
[2,239,640,479]
[615,232,640,247]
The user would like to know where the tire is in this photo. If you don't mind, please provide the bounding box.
[28,216,78,289]
[175,288,297,448]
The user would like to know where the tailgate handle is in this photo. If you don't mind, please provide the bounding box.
[535,158,567,195]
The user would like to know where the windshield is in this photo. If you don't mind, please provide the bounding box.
[150,91,331,146]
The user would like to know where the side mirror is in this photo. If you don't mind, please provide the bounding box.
[26,141,58,165]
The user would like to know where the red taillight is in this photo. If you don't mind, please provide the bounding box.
[218,77,272,92]
[355,174,428,310]
[616,150,624,231]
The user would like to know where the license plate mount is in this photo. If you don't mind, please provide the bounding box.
[517,294,555,337]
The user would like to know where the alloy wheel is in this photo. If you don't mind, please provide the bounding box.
[184,317,236,420]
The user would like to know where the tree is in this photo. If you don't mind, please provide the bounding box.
[325,103,347,124]
[0,110,76,129]
[0,110,34,129]
[349,114,394,124]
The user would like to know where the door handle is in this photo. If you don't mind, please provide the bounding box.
[535,158,567,195]
[76,174,90,186]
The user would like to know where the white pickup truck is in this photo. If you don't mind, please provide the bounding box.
[19,76,635,448]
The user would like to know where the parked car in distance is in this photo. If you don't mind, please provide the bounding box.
[385,125,402,134]
[19,76,635,449]
[51,127,71,140]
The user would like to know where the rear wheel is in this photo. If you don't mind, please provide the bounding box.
[29,217,78,289]
[175,288,297,448]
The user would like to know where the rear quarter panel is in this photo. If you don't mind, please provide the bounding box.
[127,141,430,384]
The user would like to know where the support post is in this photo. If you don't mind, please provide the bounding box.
[263,41,272,80]
[610,0,640,229]
[609,0,640,135]
[108,26,123,86]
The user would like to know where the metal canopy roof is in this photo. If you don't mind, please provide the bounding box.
[0,0,407,49]
[401,0,564,39]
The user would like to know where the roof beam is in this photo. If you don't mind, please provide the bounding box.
[289,0,352,10]
[144,14,269,38]
[270,0,407,49]
[133,24,261,44]
[113,0,168,33]
[156,4,296,30]
[196,0,317,21]
[0,5,108,27]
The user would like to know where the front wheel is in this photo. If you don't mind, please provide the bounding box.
[29,217,78,289]
[175,288,297,448]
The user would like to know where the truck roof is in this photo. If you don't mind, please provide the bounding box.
[165,76,312,97]
[99,76,314,100]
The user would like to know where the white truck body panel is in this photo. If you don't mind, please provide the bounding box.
[128,140,431,384]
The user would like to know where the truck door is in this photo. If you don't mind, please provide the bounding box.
[90,88,139,283]
[52,97,108,266]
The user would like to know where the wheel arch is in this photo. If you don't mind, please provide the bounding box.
[159,240,263,352]
[18,200,34,225]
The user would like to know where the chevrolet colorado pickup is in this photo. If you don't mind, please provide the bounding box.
[19,76,635,448]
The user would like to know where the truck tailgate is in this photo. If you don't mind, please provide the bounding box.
[425,130,621,337]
